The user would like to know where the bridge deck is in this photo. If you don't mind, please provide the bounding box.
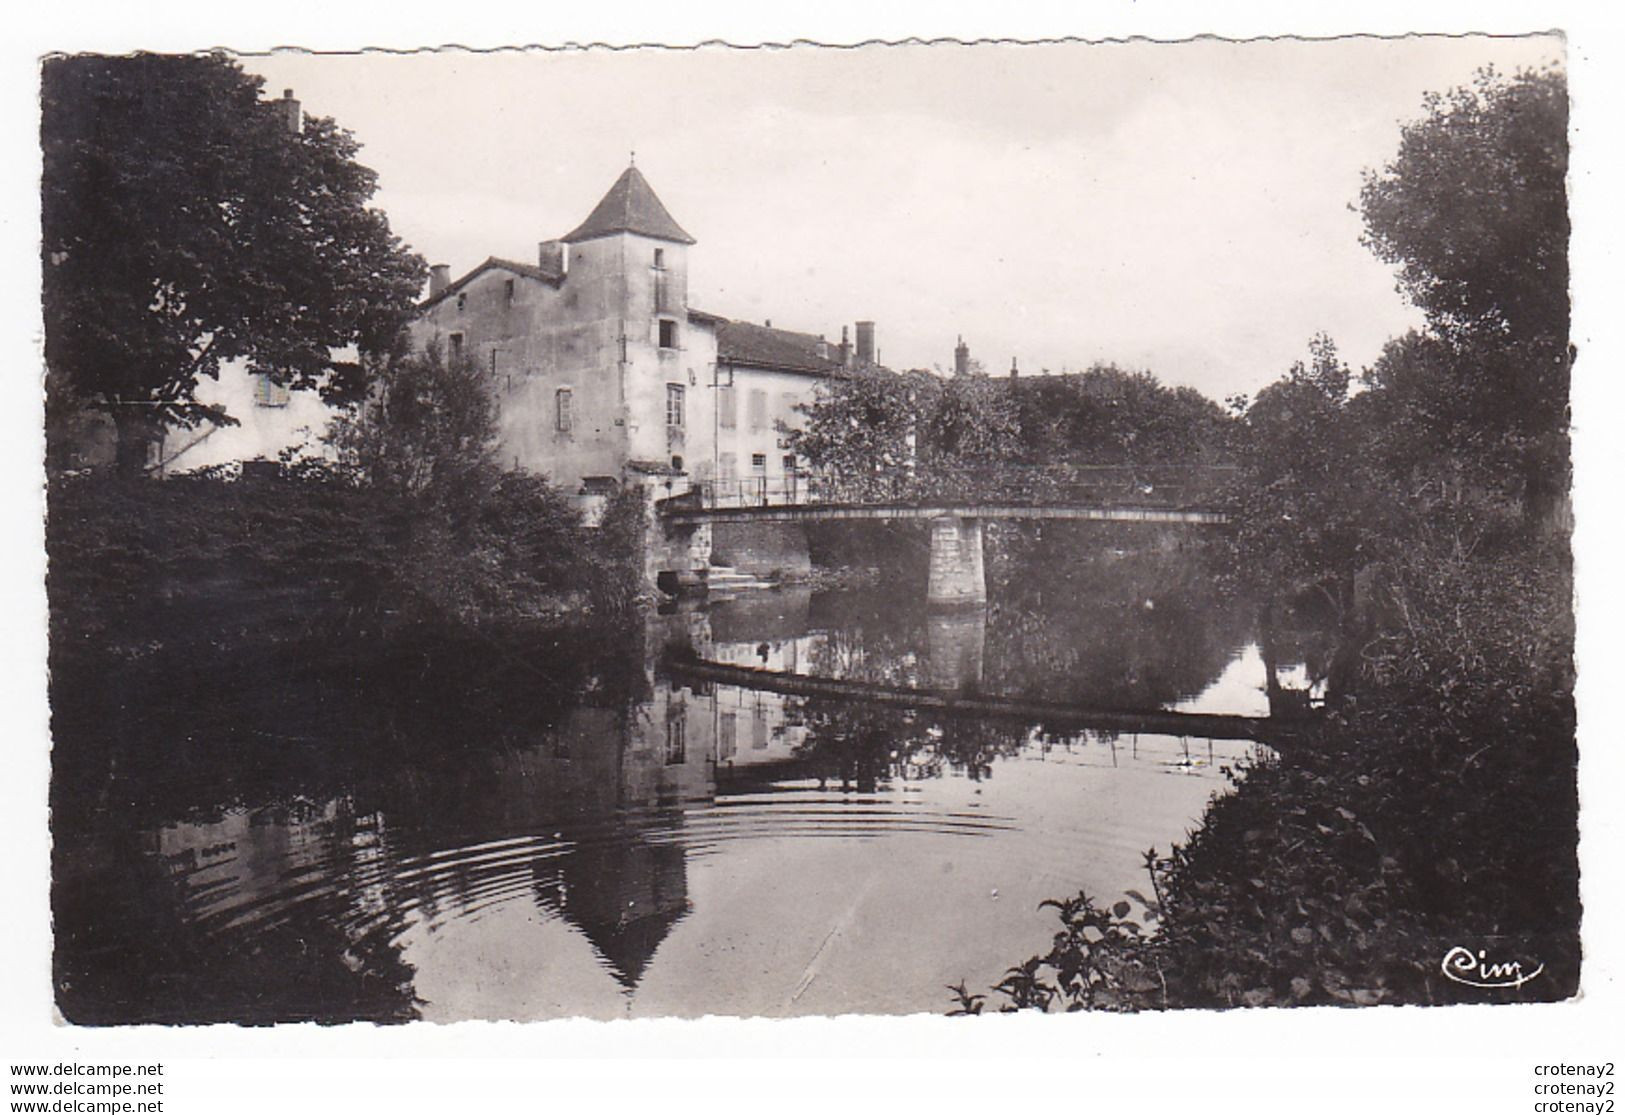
[656,466,1237,524]
[666,657,1300,747]
[661,502,1231,526]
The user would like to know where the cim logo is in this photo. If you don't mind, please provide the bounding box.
[1441,945,1544,989]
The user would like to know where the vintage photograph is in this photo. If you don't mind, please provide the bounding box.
[41,35,1574,1024]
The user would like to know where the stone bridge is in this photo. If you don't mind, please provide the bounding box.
[650,465,1236,605]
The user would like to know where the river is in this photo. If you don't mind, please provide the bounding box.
[52,534,1316,1022]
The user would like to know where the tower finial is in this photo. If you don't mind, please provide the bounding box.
[629,148,636,166]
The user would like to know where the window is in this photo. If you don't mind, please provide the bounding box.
[555,387,573,433]
[719,713,737,760]
[252,374,290,408]
[448,332,464,361]
[666,383,685,428]
[783,454,797,473]
[456,292,466,311]
[748,388,767,431]
[653,247,665,270]
[658,318,678,349]
[751,453,767,470]
[718,452,737,481]
[718,384,736,429]
[665,712,687,766]
[671,455,684,472]
[504,278,515,305]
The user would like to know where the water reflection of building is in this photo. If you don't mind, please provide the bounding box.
[140,579,1311,1013]
[152,798,358,933]
[701,589,819,772]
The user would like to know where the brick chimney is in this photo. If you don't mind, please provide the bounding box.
[429,264,451,298]
[855,320,876,366]
[538,239,566,275]
[278,89,301,135]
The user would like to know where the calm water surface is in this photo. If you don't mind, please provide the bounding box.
[54,541,1300,1021]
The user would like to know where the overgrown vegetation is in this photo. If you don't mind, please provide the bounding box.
[956,66,1575,1012]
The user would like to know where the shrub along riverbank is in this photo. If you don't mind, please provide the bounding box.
[46,469,649,818]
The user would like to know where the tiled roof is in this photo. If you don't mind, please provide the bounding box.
[417,256,563,311]
[712,318,844,376]
[563,165,696,245]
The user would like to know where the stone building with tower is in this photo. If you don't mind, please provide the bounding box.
[408,165,873,502]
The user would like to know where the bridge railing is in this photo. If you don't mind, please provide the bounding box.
[690,464,1239,511]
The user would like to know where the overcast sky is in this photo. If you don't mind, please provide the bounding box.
[243,36,1562,401]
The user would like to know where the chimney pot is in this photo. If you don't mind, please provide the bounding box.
[278,89,301,135]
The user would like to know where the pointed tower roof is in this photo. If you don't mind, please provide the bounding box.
[563,165,696,245]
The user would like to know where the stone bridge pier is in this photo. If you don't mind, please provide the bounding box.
[926,514,986,607]
[926,606,987,690]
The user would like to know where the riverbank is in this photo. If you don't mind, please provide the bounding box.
[46,470,649,814]
[962,532,1577,1011]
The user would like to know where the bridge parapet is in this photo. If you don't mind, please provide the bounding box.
[684,464,1238,513]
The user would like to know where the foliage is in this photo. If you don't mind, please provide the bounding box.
[323,343,498,499]
[1360,67,1567,351]
[1225,335,1394,596]
[919,373,1023,466]
[1358,66,1570,506]
[41,53,426,472]
[1008,364,1235,468]
[786,361,1234,493]
[781,364,939,480]
[315,343,645,622]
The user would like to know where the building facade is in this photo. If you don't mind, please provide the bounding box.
[408,165,865,497]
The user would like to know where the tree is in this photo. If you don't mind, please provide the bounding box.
[1358,67,1569,510]
[1229,335,1386,594]
[919,372,1022,469]
[781,365,939,483]
[41,53,426,474]
[1008,365,1234,469]
[320,344,643,619]
[324,344,496,499]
